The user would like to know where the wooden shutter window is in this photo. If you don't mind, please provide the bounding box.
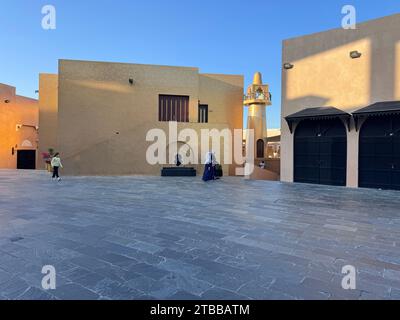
[159,95,189,122]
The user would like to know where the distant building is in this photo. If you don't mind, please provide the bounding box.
[0,83,38,169]
[281,14,400,190]
[39,60,244,176]
[243,128,281,159]
[265,129,281,159]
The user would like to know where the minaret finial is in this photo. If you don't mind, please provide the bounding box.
[253,72,262,85]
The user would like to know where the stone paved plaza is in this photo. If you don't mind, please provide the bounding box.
[0,169,399,300]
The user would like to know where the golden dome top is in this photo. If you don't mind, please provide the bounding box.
[253,72,262,85]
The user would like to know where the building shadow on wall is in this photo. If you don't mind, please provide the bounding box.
[281,95,330,132]
[284,14,400,110]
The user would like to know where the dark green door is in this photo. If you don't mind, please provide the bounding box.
[359,115,400,190]
[294,119,347,186]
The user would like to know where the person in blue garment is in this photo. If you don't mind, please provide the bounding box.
[202,151,216,182]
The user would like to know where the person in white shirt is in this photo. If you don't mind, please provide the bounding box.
[51,153,63,181]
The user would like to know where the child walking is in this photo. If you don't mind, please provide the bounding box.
[51,153,63,181]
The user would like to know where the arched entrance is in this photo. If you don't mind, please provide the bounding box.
[294,118,347,186]
[359,115,400,190]
[256,139,264,158]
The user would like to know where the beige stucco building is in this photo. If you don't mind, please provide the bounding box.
[0,83,38,169]
[39,60,243,176]
[281,14,400,190]
[37,74,58,170]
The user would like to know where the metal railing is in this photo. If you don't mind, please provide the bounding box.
[244,92,272,103]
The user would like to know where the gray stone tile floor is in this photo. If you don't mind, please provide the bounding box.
[0,169,399,300]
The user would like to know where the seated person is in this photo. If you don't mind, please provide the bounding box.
[175,154,182,167]
[202,151,216,182]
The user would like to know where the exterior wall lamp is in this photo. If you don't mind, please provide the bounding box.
[16,124,38,131]
[4,99,10,103]
[283,63,294,70]
[129,78,134,85]
[350,51,362,59]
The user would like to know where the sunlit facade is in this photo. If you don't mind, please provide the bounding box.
[39,60,244,176]
[0,83,38,169]
[281,14,400,190]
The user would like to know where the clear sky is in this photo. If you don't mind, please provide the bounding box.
[1,0,399,129]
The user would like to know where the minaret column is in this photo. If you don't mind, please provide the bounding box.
[244,72,271,160]
[247,103,267,146]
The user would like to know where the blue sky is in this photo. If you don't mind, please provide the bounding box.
[1,0,399,129]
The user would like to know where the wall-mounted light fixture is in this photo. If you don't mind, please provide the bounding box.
[350,51,362,59]
[129,78,134,85]
[4,99,10,103]
[283,63,294,70]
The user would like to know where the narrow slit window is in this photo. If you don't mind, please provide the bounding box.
[198,104,208,123]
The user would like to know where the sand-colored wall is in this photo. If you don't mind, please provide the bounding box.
[38,74,58,169]
[0,84,38,169]
[0,84,16,168]
[199,73,244,176]
[281,14,400,187]
[56,60,243,176]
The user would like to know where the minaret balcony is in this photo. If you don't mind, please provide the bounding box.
[243,92,272,106]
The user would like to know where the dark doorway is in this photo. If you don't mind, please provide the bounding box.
[17,150,36,170]
[294,118,347,186]
[359,115,400,190]
[256,139,264,158]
